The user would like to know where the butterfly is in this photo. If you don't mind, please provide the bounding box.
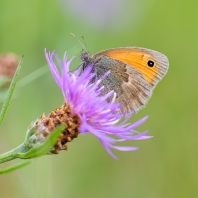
[79,47,169,113]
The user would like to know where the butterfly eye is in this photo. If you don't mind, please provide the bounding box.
[147,60,154,67]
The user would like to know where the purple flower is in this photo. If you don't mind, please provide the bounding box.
[44,49,152,159]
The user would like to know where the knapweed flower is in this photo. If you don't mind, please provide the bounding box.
[37,48,152,159]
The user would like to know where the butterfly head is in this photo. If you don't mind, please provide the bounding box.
[80,51,95,71]
[80,51,92,62]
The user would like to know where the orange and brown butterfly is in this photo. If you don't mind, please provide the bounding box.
[79,47,169,114]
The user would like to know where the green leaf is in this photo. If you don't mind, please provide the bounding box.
[0,56,24,125]
[0,160,31,175]
[19,124,65,159]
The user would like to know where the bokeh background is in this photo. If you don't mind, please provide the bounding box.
[0,0,197,197]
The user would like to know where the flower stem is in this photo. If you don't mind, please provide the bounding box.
[0,150,18,164]
[0,144,27,164]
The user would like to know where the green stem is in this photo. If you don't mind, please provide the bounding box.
[0,144,29,164]
[0,148,19,164]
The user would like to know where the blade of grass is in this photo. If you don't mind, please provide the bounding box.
[0,56,24,125]
[0,160,31,175]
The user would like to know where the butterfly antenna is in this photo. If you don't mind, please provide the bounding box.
[80,36,88,52]
[70,33,87,51]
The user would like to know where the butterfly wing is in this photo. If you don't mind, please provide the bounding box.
[92,47,169,113]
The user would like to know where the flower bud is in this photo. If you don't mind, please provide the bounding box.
[26,102,80,154]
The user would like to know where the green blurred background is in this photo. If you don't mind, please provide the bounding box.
[0,0,197,197]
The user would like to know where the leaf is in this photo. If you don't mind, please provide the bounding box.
[19,124,65,159]
[0,56,24,125]
[0,160,31,175]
